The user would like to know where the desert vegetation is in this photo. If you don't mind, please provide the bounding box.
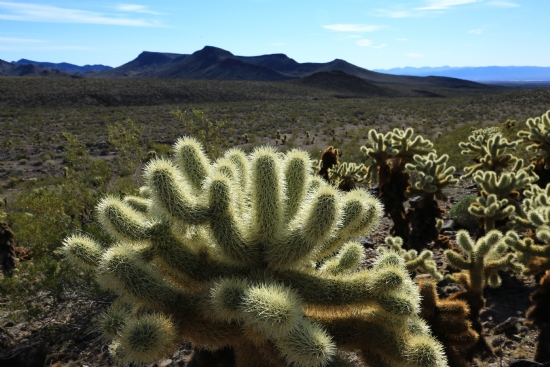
[1,77,550,367]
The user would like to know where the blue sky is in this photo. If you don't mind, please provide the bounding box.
[0,0,548,69]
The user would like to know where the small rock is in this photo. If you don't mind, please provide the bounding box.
[480,308,497,321]
[490,335,505,347]
[361,238,375,248]
[494,317,519,333]
[441,220,455,230]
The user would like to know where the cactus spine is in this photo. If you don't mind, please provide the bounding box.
[361,128,434,243]
[62,137,447,367]
[518,110,550,187]
[444,230,521,358]
[405,153,458,250]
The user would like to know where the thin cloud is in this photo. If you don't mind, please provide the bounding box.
[416,0,481,10]
[116,4,161,14]
[357,39,386,48]
[0,36,46,43]
[376,0,481,18]
[323,24,384,32]
[269,42,285,46]
[0,2,163,26]
[469,29,483,34]
[407,53,423,57]
[487,0,519,7]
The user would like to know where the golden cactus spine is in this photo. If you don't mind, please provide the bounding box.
[63,137,448,367]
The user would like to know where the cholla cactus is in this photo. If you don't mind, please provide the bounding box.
[504,183,550,362]
[470,164,538,232]
[518,110,550,186]
[418,280,477,367]
[384,236,443,281]
[361,128,434,242]
[63,137,447,367]
[405,153,458,250]
[459,134,519,179]
[444,230,521,357]
[506,183,550,275]
[327,162,367,192]
[469,126,501,141]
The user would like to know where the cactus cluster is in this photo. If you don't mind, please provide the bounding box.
[361,128,440,244]
[444,230,522,356]
[62,137,448,367]
[518,110,550,186]
[405,153,458,250]
[327,162,367,192]
[460,133,538,233]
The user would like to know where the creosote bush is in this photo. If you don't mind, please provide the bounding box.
[63,137,448,367]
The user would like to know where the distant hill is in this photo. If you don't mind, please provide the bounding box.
[91,46,491,90]
[374,66,550,82]
[291,70,400,97]
[13,59,111,73]
[0,60,73,77]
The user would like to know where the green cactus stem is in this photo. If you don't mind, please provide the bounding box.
[459,133,518,179]
[444,230,521,359]
[405,153,458,250]
[362,128,435,243]
[62,137,448,367]
[384,236,443,281]
[518,110,550,187]
[418,280,478,367]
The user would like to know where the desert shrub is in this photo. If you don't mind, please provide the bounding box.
[448,195,478,230]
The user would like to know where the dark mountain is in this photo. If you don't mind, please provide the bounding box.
[154,46,293,81]
[97,51,187,77]
[14,59,111,73]
[0,59,72,77]
[292,70,400,97]
[374,66,550,82]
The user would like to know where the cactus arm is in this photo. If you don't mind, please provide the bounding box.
[319,241,364,276]
[283,150,311,222]
[97,196,153,241]
[173,137,211,192]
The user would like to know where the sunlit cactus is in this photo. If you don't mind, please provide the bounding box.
[470,164,538,232]
[444,230,521,357]
[62,137,448,367]
[384,236,443,281]
[327,161,367,192]
[405,153,458,249]
[459,133,519,179]
[518,110,550,186]
[505,183,550,275]
[361,128,434,242]
[418,280,478,367]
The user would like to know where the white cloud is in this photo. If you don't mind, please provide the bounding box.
[487,0,520,7]
[0,2,162,26]
[469,29,483,34]
[407,53,423,57]
[416,0,481,10]
[357,39,386,48]
[116,4,161,14]
[376,0,482,18]
[357,39,372,46]
[0,36,46,43]
[323,24,383,32]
